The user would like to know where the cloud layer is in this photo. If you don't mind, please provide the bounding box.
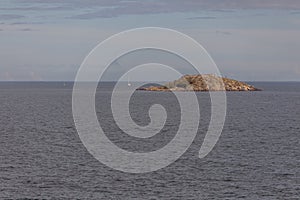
[2,0,300,20]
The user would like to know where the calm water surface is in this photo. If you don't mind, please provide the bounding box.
[0,82,299,199]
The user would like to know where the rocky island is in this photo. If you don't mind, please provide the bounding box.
[138,74,260,92]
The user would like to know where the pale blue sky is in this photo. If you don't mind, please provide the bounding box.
[0,0,300,81]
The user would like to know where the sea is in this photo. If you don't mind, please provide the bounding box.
[0,82,299,199]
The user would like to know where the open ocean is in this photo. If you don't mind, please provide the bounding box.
[0,82,299,199]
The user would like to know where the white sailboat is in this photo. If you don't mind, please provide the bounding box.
[127,75,131,87]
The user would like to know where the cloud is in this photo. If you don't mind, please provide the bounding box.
[186,16,216,20]
[18,28,34,31]
[0,6,68,11]
[290,11,300,15]
[10,22,43,25]
[68,0,300,19]
[70,9,118,19]
[216,30,231,35]
[0,14,24,20]
[2,0,300,20]
[15,0,300,10]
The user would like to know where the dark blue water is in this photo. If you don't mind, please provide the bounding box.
[0,82,299,199]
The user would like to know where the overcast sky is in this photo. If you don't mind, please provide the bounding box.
[0,0,300,81]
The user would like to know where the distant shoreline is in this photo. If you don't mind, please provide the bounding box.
[137,74,261,92]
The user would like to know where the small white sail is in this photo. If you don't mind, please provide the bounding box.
[127,75,131,86]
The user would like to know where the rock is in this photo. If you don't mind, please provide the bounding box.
[137,74,261,92]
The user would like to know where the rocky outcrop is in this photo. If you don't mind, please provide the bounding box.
[138,74,260,92]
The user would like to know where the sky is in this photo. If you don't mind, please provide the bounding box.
[0,0,300,81]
